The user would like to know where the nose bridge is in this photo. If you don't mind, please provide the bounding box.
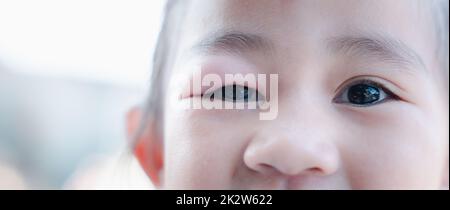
[276,89,332,136]
[244,99,340,177]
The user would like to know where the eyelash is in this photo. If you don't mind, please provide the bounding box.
[202,84,263,103]
[333,79,400,107]
[198,79,399,107]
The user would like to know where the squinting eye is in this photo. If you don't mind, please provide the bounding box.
[333,80,397,106]
[204,84,261,102]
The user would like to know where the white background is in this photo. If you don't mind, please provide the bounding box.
[0,0,165,89]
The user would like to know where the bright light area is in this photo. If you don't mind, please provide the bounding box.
[0,0,165,189]
[0,0,165,89]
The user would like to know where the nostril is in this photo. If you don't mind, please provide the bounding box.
[256,163,280,176]
[306,167,323,175]
[259,163,273,170]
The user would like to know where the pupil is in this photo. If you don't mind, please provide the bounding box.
[347,84,380,104]
[221,85,250,101]
[241,86,249,101]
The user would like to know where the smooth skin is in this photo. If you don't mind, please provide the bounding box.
[128,0,449,189]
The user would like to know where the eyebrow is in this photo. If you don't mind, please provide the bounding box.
[192,31,274,56]
[192,31,426,72]
[327,34,426,71]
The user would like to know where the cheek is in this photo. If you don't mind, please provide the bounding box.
[162,107,256,189]
[339,103,445,189]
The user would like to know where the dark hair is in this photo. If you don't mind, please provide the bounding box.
[132,0,186,147]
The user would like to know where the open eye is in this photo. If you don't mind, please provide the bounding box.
[333,79,398,106]
[203,84,262,102]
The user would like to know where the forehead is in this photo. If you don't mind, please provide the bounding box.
[174,0,436,71]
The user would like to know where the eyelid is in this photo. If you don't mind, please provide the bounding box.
[335,75,402,98]
[203,84,264,102]
[333,77,401,106]
[179,55,268,100]
[202,81,260,97]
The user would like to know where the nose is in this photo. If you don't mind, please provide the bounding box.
[243,121,340,177]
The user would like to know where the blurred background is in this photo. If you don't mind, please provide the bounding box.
[0,0,165,189]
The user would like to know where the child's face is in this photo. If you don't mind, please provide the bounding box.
[134,0,449,189]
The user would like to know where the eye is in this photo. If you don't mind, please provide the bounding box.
[204,84,262,102]
[333,80,398,106]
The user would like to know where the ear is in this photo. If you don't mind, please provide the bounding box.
[127,107,164,188]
